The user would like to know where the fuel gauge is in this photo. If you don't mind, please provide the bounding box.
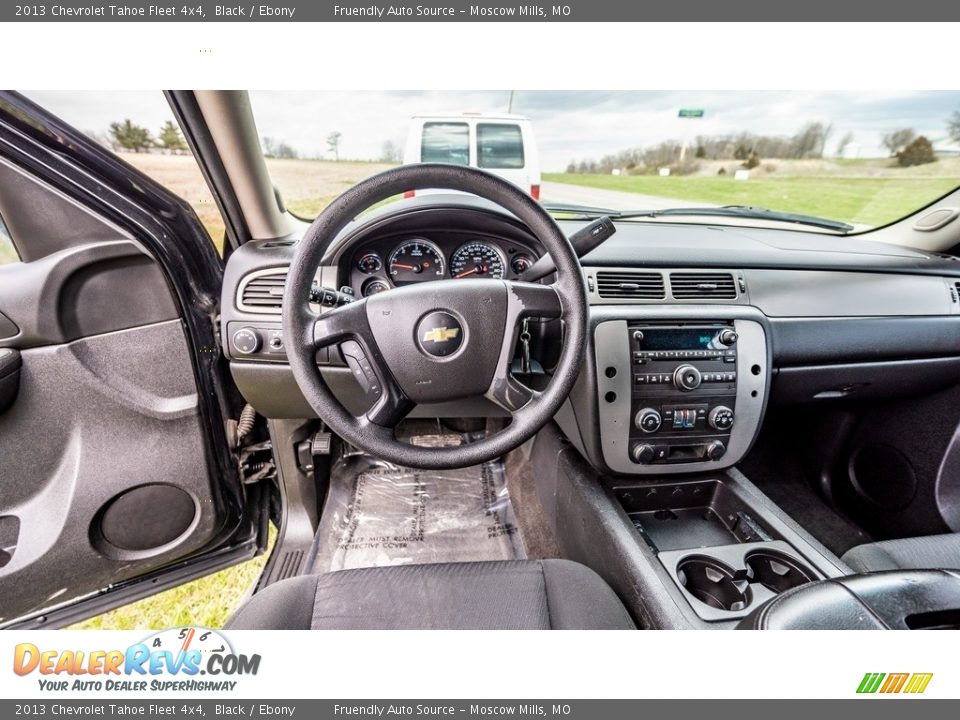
[357,253,383,274]
[510,254,533,274]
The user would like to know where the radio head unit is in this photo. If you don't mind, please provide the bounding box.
[595,319,768,475]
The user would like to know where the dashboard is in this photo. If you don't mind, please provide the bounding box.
[220,195,960,477]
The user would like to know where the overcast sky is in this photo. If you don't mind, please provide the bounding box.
[27,90,960,171]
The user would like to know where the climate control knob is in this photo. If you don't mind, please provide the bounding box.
[673,364,702,392]
[635,408,662,433]
[706,440,727,461]
[632,444,656,465]
[708,406,735,431]
[232,327,261,354]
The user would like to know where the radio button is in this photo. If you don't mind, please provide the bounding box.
[631,444,656,465]
[719,329,739,346]
[706,440,727,461]
[673,364,702,392]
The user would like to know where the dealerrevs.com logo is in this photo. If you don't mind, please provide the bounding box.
[13,627,260,693]
[857,672,933,695]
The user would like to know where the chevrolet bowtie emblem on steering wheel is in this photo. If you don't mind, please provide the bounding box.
[416,311,465,358]
[422,327,460,343]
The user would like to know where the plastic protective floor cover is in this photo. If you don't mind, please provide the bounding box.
[311,433,527,572]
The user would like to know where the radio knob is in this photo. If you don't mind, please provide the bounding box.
[673,364,702,392]
[232,327,261,354]
[719,329,739,346]
[632,330,645,343]
[632,444,656,465]
[708,405,735,431]
[635,408,662,433]
[706,440,727,461]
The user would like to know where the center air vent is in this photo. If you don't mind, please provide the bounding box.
[596,271,666,299]
[238,269,287,313]
[669,272,737,300]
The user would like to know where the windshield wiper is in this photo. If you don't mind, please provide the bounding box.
[543,202,853,232]
[610,205,854,232]
[541,202,621,218]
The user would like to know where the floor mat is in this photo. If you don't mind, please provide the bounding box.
[311,433,526,573]
[740,429,872,557]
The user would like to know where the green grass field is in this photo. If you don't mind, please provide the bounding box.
[543,171,960,228]
[70,527,276,631]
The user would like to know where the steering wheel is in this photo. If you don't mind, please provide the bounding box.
[283,164,587,469]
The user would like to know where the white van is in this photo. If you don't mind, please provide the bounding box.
[403,113,541,199]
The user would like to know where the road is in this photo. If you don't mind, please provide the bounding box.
[540,180,709,212]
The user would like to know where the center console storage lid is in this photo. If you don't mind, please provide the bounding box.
[737,569,960,629]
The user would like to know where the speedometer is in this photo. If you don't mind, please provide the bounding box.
[387,239,445,285]
[450,241,506,280]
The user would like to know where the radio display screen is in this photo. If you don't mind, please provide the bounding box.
[638,328,722,350]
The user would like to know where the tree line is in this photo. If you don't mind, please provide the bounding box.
[567,111,960,175]
[108,119,188,153]
[107,118,406,164]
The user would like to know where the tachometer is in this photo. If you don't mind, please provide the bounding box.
[387,239,445,285]
[450,241,506,280]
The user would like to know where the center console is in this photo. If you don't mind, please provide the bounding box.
[613,476,841,622]
[595,317,768,474]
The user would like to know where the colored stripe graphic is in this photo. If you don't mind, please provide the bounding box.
[880,673,909,693]
[904,674,933,694]
[857,673,885,694]
[857,672,932,694]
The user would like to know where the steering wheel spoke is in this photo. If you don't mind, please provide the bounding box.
[365,390,414,428]
[311,300,414,428]
[312,300,366,349]
[486,371,539,413]
[505,280,563,320]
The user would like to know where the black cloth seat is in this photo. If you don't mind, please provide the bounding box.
[842,533,960,573]
[227,559,635,630]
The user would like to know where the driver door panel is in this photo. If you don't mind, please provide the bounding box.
[0,144,233,624]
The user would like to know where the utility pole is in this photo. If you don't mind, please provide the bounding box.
[507,90,515,113]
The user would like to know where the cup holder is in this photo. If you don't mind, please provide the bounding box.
[676,556,751,612]
[745,549,816,594]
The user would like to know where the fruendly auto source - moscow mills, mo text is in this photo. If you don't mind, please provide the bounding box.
[333,5,569,17]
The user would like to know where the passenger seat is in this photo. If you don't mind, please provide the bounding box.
[842,533,960,573]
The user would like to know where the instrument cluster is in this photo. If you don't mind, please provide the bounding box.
[345,232,539,298]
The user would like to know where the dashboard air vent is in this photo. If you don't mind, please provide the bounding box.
[596,271,666,299]
[239,270,287,313]
[669,272,737,300]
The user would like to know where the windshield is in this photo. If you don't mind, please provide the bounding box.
[250,91,960,234]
